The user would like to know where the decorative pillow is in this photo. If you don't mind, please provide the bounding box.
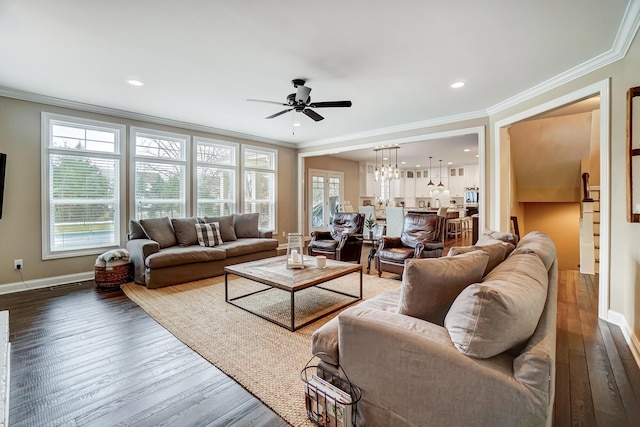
[444,251,548,359]
[448,243,508,277]
[195,222,223,247]
[477,229,519,246]
[204,215,237,241]
[139,217,177,249]
[128,219,147,240]
[233,213,260,238]
[171,217,200,247]
[397,250,489,326]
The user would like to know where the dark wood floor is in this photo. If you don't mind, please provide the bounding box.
[2,231,639,426]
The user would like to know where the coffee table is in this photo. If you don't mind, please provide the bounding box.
[224,255,362,331]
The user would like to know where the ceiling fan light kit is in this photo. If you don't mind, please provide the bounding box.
[248,79,352,123]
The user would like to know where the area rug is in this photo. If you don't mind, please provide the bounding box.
[121,272,400,426]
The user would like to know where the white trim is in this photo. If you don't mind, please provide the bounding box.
[0,271,94,295]
[493,79,611,320]
[607,310,640,369]
[0,86,294,148]
[297,126,487,236]
[298,110,487,149]
[193,137,240,217]
[241,144,278,232]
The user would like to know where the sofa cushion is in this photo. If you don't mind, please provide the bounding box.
[445,251,548,358]
[171,217,201,247]
[447,242,508,277]
[204,215,237,242]
[139,217,177,249]
[129,219,148,240]
[233,213,260,238]
[513,231,557,270]
[477,228,518,247]
[216,238,278,257]
[397,250,489,325]
[195,222,223,247]
[145,246,226,268]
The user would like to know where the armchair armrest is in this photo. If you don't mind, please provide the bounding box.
[259,230,273,238]
[378,236,402,250]
[337,306,543,426]
[310,230,333,244]
[125,239,160,284]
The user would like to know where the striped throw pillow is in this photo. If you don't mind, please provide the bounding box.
[195,222,223,247]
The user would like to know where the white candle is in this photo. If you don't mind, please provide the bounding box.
[291,249,299,263]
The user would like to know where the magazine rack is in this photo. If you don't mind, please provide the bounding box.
[300,353,362,427]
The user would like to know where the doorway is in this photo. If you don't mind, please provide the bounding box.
[308,169,344,233]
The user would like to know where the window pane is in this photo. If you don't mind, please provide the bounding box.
[136,135,184,160]
[51,123,117,153]
[49,153,119,252]
[197,166,236,216]
[135,161,185,219]
[244,170,275,229]
[197,142,235,165]
[244,148,274,169]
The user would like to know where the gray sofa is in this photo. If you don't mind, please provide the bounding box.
[126,213,278,289]
[312,230,557,427]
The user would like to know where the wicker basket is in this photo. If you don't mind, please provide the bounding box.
[95,259,131,288]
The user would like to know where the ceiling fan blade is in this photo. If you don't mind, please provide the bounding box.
[295,85,311,103]
[265,108,293,119]
[247,99,288,106]
[303,108,324,122]
[308,100,352,108]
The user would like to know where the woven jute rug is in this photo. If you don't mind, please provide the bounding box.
[121,271,400,426]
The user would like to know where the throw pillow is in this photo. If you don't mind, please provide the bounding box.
[447,242,508,277]
[397,250,489,326]
[139,217,177,249]
[195,222,223,247]
[171,217,200,247]
[477,229,519,246]
[204,215,237,241]
[233,213,260,238]
[128,219,147,240]
[444,251,548,359]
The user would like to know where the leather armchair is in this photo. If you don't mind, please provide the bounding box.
[375,213,445,276]
[308,213,365,263]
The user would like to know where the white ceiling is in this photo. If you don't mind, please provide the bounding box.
[0,0,634,155]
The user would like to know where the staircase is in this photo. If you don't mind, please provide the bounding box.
[579,172,599,275]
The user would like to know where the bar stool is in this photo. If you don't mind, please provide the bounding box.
[447,218,462,238]
[460,216,472,233]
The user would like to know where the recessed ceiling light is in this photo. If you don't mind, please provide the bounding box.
[448,162,453,165]
[401,161,406,165]
[293,123,302,127]
[451,81,465,89]
[464,149,471,152]
[127,79,144,86]
[416,165,421,168]
[383,157,388,161]
[475,155,479,157]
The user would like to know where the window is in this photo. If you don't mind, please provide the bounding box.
[242,146,276,230]
[195,137,238,216]
[132,128,189,219]
[42,113,125,258]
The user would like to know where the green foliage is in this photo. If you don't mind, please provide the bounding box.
[365,215,376,229]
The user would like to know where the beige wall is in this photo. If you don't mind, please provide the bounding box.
[522,202,581,271]
[303,155,360,235]
[0,96,297,288]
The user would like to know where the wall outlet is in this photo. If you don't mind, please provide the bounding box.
[14,259,23,270]
[282,231,285,237]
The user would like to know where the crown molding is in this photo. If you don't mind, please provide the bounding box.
[487,0,640,116]
[0,87,296,149]
[297,109,487,149]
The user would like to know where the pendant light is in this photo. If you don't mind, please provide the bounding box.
[427,156,435,189]
[437,159,445,188]
[374,148,380,182]
[394,147,400,179]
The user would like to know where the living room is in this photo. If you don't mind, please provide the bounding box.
[2,1,640,426]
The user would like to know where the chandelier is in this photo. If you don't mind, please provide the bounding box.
[374,146,400,181]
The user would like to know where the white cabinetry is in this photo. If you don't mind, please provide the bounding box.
[464,164,480,187]
[393,170,405,198]
[404,170,416,198]
[414,169,431,197]
[360,162,378,197]
[448,167,466,197]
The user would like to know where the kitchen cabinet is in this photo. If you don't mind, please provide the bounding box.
[448,167,465,197]
[359,162,378,197]
[404,170,416,197]
[464,164,480,187]
[415,169,431,197]
[393,169,405,198]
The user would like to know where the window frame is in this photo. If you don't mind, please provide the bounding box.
[130,126,191,220]
[41,112,126,259]
[241,144,277,232]
[193,137,239,217]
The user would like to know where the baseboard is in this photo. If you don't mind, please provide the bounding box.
[607,309,640,368]
[0,271,94,295]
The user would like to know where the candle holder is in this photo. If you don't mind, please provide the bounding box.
[286,232,305,269]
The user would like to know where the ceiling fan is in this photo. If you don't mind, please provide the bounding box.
[247,79,352,122]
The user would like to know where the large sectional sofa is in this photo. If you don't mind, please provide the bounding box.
[312,230,557,427]
[126,213,278,289]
